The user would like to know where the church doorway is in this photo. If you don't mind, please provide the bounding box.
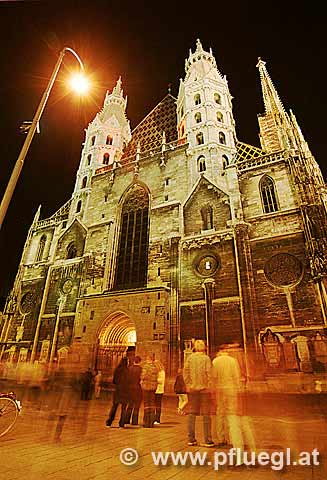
[95,312,136,381]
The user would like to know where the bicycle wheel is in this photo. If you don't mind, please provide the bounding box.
[0,396,19,437]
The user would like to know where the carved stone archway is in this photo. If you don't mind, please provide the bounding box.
[96,311,136,380]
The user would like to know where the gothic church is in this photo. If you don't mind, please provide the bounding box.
[1,40,327,377]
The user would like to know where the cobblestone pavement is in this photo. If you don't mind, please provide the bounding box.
[0,394,326,480]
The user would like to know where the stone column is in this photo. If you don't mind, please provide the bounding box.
[169,236,181,374]
[202,278,215,356]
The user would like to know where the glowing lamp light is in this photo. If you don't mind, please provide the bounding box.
[69,73,89,94]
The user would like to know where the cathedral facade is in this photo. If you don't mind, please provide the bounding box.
[1,40,327,377]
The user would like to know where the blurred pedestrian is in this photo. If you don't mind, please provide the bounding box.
[125,356,142,426]
[46,366,81,442]
[154,361,165,424]
[106,357,128,428]
[94,370,102,399]
[141,354,159,428]
[212,344,256,459]
[174,368,188,415]
[80,368,93,400]
[183,339,214,447]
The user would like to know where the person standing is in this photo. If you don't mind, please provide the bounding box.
[141,354,159,428]
[183,339,214,447]
[212,344,255,458]
[154,361,165,424]
[125,356,143,426]
[174,368,188,415]
[80,368,93,400]
[94,370,102,399]
[106,357,128,428]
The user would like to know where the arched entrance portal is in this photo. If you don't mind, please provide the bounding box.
[96,312,136,380]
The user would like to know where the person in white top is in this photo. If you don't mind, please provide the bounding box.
[154,361,165,424]
[94,370,102,399]
[212,344,256,459]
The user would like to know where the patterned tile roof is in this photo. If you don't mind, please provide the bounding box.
[121,94,178,161]
[236,141,265,162]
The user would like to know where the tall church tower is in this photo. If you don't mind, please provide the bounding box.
[177,39,237,188]
[70,78,131,221]
[257,58,327,285]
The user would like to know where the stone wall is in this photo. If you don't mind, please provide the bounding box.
[240,161,298,221]
[250,234,323,329]
[180,239,238,302]
[75,288,170,366]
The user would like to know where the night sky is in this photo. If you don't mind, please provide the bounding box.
[0,0,326,304]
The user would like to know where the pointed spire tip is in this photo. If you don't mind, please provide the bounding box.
[256,57,266,68]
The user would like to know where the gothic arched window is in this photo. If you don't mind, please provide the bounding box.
[81,176,87,189]
[103,153,110,165]
[106,135,113,145]
[217,111,223,123]
[91,136,96,146]
[201,205,213,230]
[195,112,202,123]
[114,184,150,290]
[197,156,206,172]
[214,93,221,104]
[196,132,204,145]
[36,235,46,262]
[87,154,92,165]
[76,200,82,213]
[194,94,201,105]
[66,242,77,259]
[219,132,226,145]
[260,176,279,213]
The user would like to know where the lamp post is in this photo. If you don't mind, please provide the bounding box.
[0,47,86,230]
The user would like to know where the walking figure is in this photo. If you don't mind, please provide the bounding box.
[94,370,102,399]
[141,354,159,428]
[106,358,128,428]
[125,356,142,426]
[154,361,165,424]
[174,368,188,415]
[183,339,214,447]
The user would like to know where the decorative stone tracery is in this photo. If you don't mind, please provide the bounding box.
[264,253,303,288]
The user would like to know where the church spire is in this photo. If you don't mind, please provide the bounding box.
[184,38,223,79]
[112,76,123,97]
[177,40,237,188]
[104,77,127,110]
[256,58,295,153]
[257,58,287,118]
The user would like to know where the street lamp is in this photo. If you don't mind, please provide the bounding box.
[0,47,88,229]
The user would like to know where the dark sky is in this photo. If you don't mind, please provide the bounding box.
[0,0,326,303]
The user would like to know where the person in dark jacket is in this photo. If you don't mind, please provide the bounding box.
[80,368,94,400]
[106,357,128,428]
[124,356,142,426]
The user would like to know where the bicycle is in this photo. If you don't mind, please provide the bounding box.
[0,392,22,438]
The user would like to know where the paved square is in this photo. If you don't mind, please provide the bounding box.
[1,394,326,480]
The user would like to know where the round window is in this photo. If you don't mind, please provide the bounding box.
[61,278,74,294]
[194,254,220,277]
[264,253,303,288]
